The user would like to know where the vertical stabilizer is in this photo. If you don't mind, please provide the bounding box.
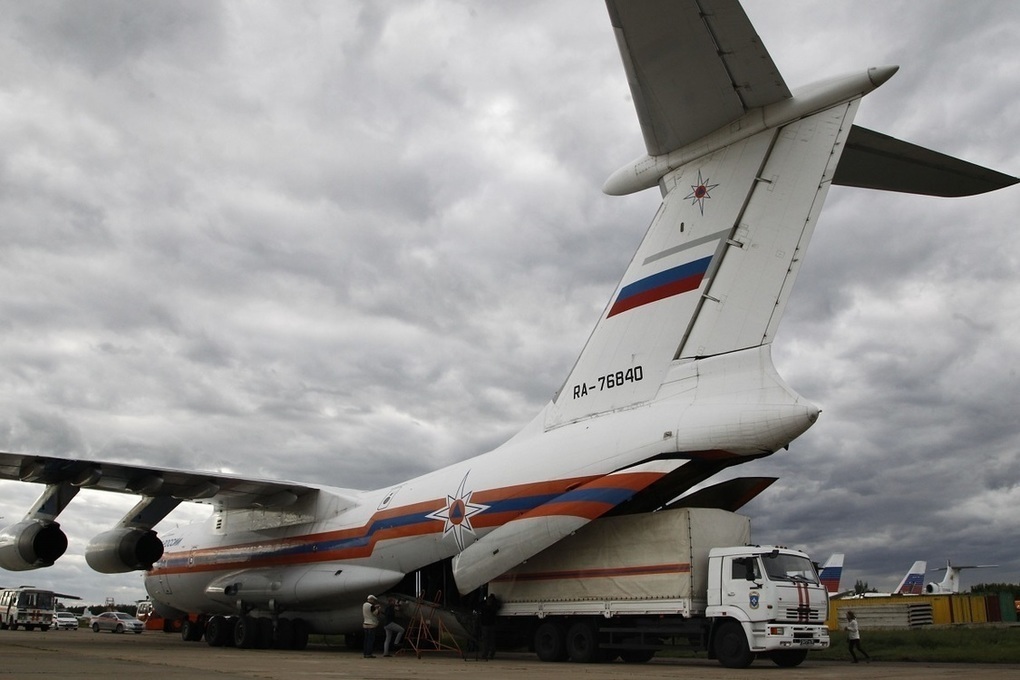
[894,560,927,595]
[819,553,844,594]
[547,101,859,429]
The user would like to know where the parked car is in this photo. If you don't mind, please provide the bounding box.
[52,611,79,630]
[90,611,144,634]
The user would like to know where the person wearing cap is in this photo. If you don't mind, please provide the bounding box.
[362,594,381,658]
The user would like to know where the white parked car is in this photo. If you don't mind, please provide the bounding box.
[52,611,79,630]
[90,611,144,634]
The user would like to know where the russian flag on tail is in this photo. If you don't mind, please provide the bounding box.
[608,255,712,318]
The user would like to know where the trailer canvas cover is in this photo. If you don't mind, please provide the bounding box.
[490,508,751,614]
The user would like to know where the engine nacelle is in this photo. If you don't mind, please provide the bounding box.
[0,520,69,571]
[85,528,165,573]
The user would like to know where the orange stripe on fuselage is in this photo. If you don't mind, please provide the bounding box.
[148,471,663,576]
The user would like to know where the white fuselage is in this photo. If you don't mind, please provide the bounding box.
[145,346,818,632]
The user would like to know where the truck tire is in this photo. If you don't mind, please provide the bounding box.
[534,621,567,662]
[714,621,754,669]
[565,620,601,663]
[769,649,808,667]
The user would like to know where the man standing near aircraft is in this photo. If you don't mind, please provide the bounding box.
[478,593,501,661]
[362,595,381,658]
[382,597,404,657]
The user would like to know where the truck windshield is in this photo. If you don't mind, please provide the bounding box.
[761,553,820,585]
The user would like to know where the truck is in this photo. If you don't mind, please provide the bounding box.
[487,507,829,668]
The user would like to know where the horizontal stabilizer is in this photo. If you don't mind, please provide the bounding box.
[834,125,1019,196]
[663,476,777,512]
[607,0,791,156]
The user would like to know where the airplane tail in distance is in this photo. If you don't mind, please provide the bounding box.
[894,560,927,595]
[925,560,998,594]
[819,553,844,594]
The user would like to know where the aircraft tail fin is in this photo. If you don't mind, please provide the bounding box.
[545,99,861,428]
[894,560,927,595]
[819,553,845,594]
[834,125,1019,197]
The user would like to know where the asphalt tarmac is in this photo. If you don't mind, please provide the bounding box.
[2,628,1017,679]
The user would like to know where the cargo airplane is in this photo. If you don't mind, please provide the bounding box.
[0,0,1015,650]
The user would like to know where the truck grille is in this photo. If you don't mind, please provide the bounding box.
[783,605,823,622]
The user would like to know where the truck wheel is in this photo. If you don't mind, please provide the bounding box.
[769,649,808,667]
[714,621,754,668]
[533,621,566,662]
[565,620,601,663]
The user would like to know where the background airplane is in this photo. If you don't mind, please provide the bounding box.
[839,560,927,598]
[925,560,999,594]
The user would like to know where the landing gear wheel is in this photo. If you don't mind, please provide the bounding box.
[204,615,229,647]
[256,618,274,649]
[565,620,601,663]
[533,621,567,662]
[234,615,258,648]
[275,618,295,649]
[770,649,808,667]
[291,618,309,650]
[181,618,204,642]
[715,621,755,669]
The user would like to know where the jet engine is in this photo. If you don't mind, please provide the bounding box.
[0,520,69,570]
[85,527,164,573]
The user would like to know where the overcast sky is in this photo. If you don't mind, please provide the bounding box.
[1,0,1017,607]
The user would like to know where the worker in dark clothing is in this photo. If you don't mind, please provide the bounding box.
[477,593,500,660]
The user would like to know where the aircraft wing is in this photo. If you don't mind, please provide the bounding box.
[0,450,329,510]
[607,0,791,156]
